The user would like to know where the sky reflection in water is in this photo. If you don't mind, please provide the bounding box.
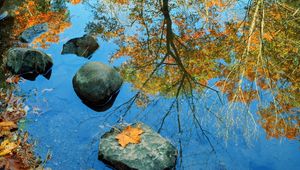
[1,0,298,169]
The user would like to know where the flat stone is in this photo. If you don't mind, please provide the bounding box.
[62,35,99,59]
[19,23,48,43]
[72,62,123,111]
[6,48,53,80]
[98,123,178,170]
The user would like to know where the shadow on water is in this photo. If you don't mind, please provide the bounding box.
[19,69,52,81]
[0,0,299,169]
[80,90,120,112]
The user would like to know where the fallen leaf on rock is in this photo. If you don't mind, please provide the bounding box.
[0,140,18,156]
[115,125,144,148]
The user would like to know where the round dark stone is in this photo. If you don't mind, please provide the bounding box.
[72,62,123,109]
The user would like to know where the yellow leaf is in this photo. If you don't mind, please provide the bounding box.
[0,121,17,130]
[115,125,144,148]
[0,140,18,156]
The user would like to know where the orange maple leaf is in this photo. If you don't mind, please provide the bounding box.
[115,125,144,148]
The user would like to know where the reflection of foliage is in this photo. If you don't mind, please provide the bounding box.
[0,16,15,88]
[280,0,300,8]
[258,102,299,140]
[88,0,299,142]
[13,0,71,48]
[135,92,150,108]
[85,3,125,40]
[107,0,227,97]
[212,1,300,140]
[69,0,82,5]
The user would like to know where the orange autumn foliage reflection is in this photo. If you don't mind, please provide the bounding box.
[69,0,82,5]
[216,2,300,140]
[114,0,129,5]
[206,0,226,8]
[259,103,299,140]
[88,0,299,140]
[13,0,71,48]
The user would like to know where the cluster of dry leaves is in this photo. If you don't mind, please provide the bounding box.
[0,89,41,169]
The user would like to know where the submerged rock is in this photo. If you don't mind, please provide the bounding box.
[19,23,48,43]
[61,35,99,59]
[72,62,123,111]
[6,48,53,80]
[98,123,178,170]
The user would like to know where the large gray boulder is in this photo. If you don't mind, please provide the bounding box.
[6,48,53,80]
[19,23,48,43]
[98,123,178,170]
[72,62,123,111]
[62,35,99,59]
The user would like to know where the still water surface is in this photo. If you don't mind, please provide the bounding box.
[1,0,299,169]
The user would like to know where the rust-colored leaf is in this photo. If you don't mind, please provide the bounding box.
[6,76,20,84]
[115,125,144,148]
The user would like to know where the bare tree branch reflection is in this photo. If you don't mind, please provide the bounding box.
[84,0,300,157]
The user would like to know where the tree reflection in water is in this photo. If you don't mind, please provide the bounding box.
[0,0,299,169]
[85,0,299,149]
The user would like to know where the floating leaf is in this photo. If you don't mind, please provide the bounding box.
[115,125,144,148]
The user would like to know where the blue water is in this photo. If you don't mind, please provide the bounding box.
[15,1,300,170]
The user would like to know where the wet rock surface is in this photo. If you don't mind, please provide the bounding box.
[61,35,99,58]
[6,48,53,80]
[98,123,178,170]
[19,23,48,43]
[72,62,123,111]
[83,90,120,112]
[0,11,7,21]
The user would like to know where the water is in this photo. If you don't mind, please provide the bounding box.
[1,0,299,169]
